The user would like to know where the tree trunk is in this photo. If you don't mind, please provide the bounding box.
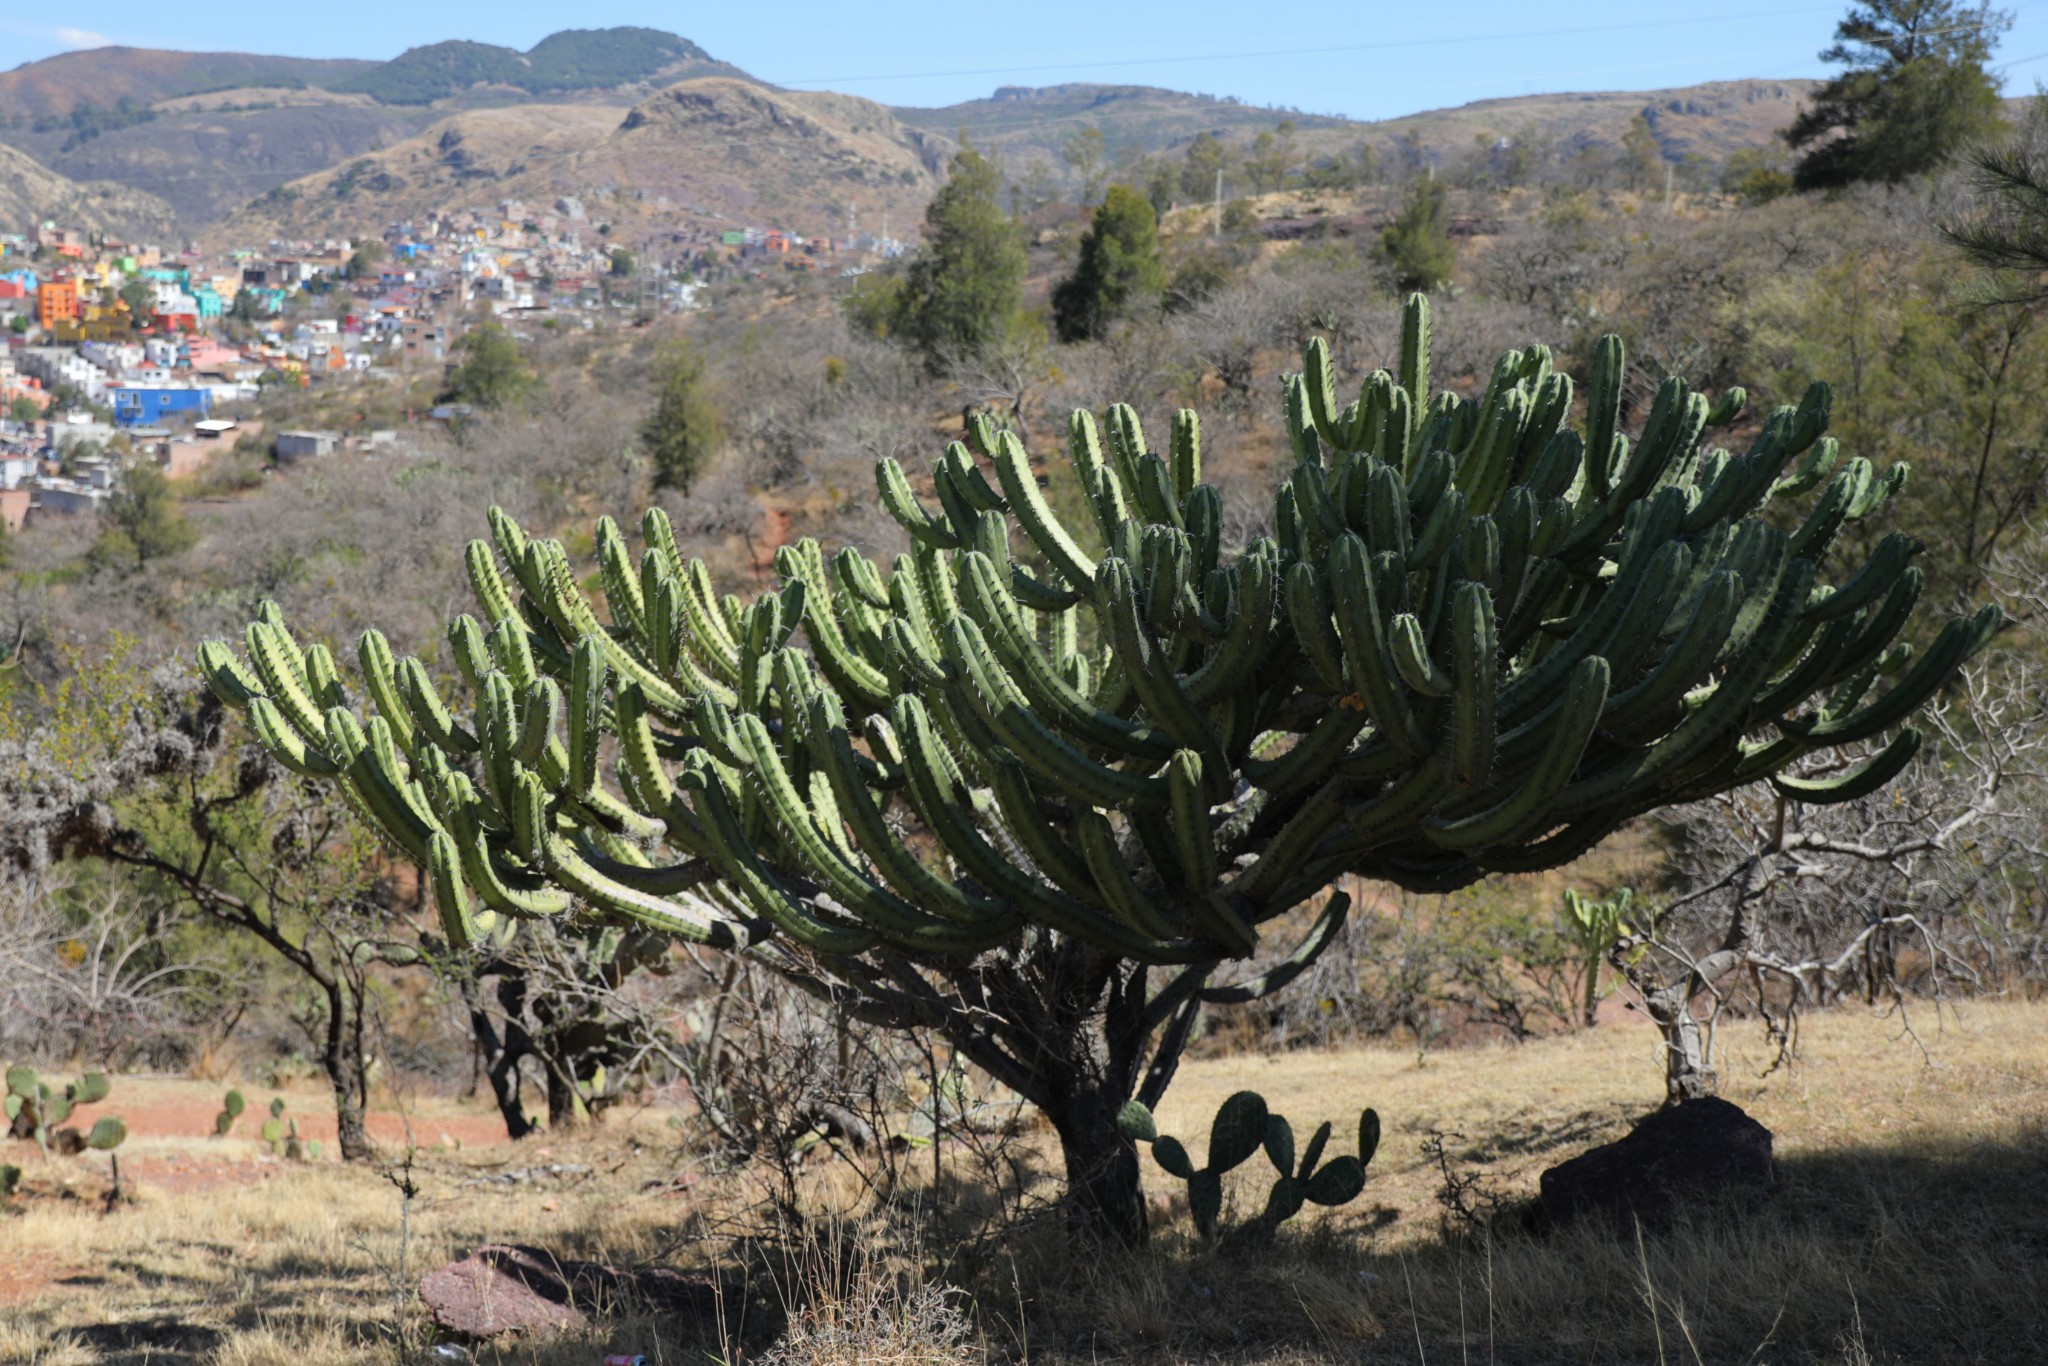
[321,982,376,1162]
[1045,1078,1148,1248]
[1642,980,1715,1106]
[459,970,540,1140]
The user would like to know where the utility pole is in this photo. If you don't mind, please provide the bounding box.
[1664,161,1675,211]
[1213,166,1223,239]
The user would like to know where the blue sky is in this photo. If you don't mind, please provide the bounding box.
[3,2,2045,120]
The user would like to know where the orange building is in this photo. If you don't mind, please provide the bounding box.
[36,279,79,330]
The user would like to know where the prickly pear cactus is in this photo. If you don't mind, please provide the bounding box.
[0,1163,19,1197]
[1119,1091,1379,1238]
[215,1089,245,1137]
[196,294,1994,969]
[5,1064,122,1158]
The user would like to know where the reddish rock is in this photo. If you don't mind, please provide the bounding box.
[419,1246,588,1339]
[419,1243,729,1340]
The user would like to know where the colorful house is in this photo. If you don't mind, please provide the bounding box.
[110,384,211,427]
[36,280,79,330]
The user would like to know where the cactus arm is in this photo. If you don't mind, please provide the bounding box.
[957,551,1175,761]
[808,695,1013,923]
[1771,728,1923,804]
[1808,533,1919,623]
[945,618,1170,807]
[1561,560,1816,816]
[398,656,480,754]
[1449,582,1497,789]
[1390,613,1453,697]
[878,456,959,548]
[1327,534,1426,757]
[1198,889,1351,1004]
[246,696,341,776]
[1097,560,1223,762]
[1284,563,1348,693]
[1074,806,1182,940]
[1183,552,1277,708]
[244,619,327,744]
[1424,656,1610,850]
[1398,294,1432,452]
[991,431,1098,588]
[1781,605,2001,746]
[733,713,1008,953]
[986,759,1106,906]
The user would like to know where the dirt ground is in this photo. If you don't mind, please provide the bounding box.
[2,999,2045,1364]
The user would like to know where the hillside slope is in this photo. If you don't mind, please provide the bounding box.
[904,78,1815,191]
[1,99,446,229]
[209,79,944,246]
[0,48,374,118]
[0,141,178,240]
[1371,79,1817,171]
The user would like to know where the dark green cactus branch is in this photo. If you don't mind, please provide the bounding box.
[194,293,1994,1241]
[199,295,1992,950]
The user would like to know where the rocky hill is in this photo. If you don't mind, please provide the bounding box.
[0,48,374,119]
[0,140,177,240]
[0,21,1819,241]
[331,28,742,104]
[905,78,1817,192]
[209,79,944,248]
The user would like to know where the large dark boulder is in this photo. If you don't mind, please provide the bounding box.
[1539,1096,1774,1234]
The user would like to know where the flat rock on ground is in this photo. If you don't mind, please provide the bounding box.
[418,1243,725,1339]
[1539,1095,1774,1234]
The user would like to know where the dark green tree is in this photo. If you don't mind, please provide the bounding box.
[609,247,636,278]
[7,396,38,425]
[1180,133,1230,201]
[893,147,1027,368]
[1052,185,1167,343]
[443,324,537,411]
[641,341,724,495]
[346,240,387,280]
[1941,88,2048,301]
[1786,1,2011,189]
[1621,114,1663,191]
[118,277,154,324]
[90,464,196,572]
[1381,174,1458,293]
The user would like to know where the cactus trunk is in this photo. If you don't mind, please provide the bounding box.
[1050,1083,1148,1248]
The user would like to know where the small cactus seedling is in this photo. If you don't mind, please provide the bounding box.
[1119,1091,1379,1240]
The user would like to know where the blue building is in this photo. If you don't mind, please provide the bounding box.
[112,385,212,427]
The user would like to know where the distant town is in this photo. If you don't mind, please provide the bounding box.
[0,197,906,531]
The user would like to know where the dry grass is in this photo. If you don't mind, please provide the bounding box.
[2,1001,2044,1364]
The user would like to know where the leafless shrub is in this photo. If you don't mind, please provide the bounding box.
[0,875,220,1067]
[1625,655,2048,1103]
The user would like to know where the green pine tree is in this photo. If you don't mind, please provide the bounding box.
[893,146,1026,369]
[1381,174,1457,294]
[443,324,537,410]
[1052,185,1167,343]
[642,342,724,495]
[1787,1,2011,189]
[90,463,195,572]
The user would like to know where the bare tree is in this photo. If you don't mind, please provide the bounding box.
[1618,658,2047,1104]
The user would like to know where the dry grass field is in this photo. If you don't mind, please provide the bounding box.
[3,1000,2045,1365]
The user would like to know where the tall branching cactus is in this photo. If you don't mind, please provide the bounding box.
[196,294,1996,1244]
